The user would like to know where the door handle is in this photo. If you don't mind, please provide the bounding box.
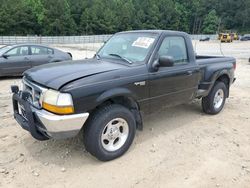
[24,57,29,60]
[134,81,146,86]
[186,70,193,75]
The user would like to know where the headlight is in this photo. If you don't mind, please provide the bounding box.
[41,90,74,115]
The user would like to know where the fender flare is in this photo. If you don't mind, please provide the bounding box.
[206,69,231,96]
[213,69,231,83]
[96,87,137,105]
[204,63,232,82]
[95,87,143,130]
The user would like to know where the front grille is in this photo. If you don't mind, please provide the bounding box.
[20,105,28,121]
[22,78,47,108]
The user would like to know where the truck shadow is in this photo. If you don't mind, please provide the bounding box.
[136,100,203,144]
[23,100,204,166]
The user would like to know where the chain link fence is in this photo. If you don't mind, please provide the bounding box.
[0,35,112,45]
[0,34,218,45]
[190,34,217,40]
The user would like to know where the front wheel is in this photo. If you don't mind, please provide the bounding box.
[83,104,136,161]
[202,81,228,114]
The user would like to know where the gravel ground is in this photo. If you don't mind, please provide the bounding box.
[0,41,250,188]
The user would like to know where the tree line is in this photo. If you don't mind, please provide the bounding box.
[0,0,249,36]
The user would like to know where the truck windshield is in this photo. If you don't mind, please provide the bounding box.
[97,33,157,63]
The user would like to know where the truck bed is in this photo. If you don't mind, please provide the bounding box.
[195,55,236,98]
[196,55,236,66]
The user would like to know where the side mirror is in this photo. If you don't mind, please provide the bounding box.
[152,56,174,71]
[2,54,9,59]
[159,56,174,67]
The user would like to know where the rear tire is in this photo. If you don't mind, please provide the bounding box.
[202,81,228,115]
[83,104,136,161]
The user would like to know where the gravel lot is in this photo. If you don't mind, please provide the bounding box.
[0,41,250,188]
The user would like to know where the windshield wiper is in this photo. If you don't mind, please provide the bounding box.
[108,53,133,64]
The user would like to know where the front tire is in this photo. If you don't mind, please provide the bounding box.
[83,104,136,161]
[202,81,228,114]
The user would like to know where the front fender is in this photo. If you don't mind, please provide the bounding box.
[95,87,143,130]
[96,87,137,105]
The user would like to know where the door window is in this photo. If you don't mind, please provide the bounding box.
[31,46,53,55]
[158,36,188,65]
[6,46,29,57]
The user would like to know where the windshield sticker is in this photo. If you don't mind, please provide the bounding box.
[132,37,155,49]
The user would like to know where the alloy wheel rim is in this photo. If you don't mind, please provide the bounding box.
[213,89,224,109]
[101,118,129,152]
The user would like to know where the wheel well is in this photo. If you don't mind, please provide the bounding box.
[216,74,230,88]
[67,52,72,58]
[216,74,230,96]
[52,60,61,63]
[96,96,143,130]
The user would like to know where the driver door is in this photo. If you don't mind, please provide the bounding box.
[148,36,199,112]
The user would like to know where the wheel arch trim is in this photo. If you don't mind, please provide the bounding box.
[95,88,143,130]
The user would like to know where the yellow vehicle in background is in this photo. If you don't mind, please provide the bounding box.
[220,33,233,42]
[218,33,223,40]
[218,30,239,42]
[231,33,239,40]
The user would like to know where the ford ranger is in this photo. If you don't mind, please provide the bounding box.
[11,30,236,161]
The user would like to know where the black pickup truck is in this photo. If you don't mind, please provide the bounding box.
[11,30,236,161]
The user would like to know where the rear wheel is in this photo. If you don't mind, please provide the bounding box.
[83,104,136,161]
[202,81,228,114]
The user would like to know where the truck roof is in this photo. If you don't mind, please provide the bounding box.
[118,30,187,35]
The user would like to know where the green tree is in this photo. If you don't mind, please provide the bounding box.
[202,10,219,34]
[1,0,250,35]
[41,0,77,35]
[116,0,134,31]
[24,0,45,24]
[172,2,189,32]
[69,0,87,33]
[155,0,177,30]
[0,0,38,35]
[80,0,119,34]
[133,0,161,30]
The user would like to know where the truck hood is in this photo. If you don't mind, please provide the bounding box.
[24,59,126,90]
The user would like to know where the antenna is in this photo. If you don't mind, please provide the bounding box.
[219,40,224,56]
